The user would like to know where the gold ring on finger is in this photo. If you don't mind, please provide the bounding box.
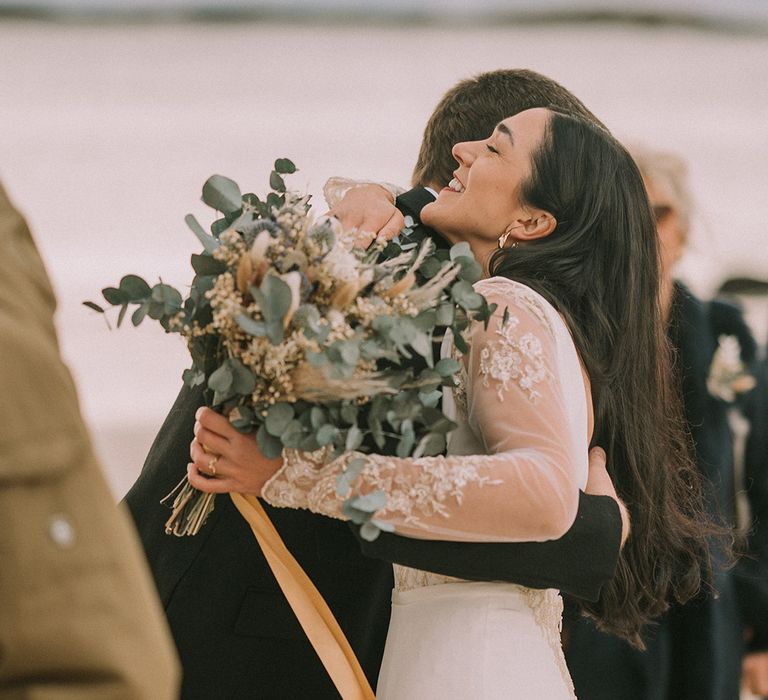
[207,454,219,477]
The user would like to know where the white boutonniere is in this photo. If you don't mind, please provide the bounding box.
[706,334,757,402]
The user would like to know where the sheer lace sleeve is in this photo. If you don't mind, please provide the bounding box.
[323,177,404,209]
[262,278,589,542]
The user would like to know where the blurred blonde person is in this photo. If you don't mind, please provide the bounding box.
[0,183,180,699]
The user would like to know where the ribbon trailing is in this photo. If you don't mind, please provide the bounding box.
[230,493,375,700]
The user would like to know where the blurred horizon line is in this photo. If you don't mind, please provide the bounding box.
[2,1,768,34]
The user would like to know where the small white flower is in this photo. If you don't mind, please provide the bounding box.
[322,245,360,283]
[707,334,757,402]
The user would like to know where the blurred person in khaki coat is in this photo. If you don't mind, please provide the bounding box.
[0,182,180,699]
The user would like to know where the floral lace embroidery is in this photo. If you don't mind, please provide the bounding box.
[475,277,557,339]
[479,315,548,402]
[262,449,504,530]
[393,565,464,592]
[523,589,576,698]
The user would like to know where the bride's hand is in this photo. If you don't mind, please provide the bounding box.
[326,184,404,248]
[187,407,284,495]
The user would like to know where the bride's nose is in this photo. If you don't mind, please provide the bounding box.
[452,140,481,168]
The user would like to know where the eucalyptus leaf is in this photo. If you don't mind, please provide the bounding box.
[410,333,433,363]
[274,158,297,174]
[316,424,337,446]
[210,217,230,237]
[147,300,166,320]
[269,171,286,193]
[436,303,454,326]
[339,342,360,366]
[265,403,295,436]
[119,275,151,301]
[396,431,415,458]
[369,418,385,448]
[202,174,242,215]
[449,241,472,261]
[455,256,482,283]
[293,304,321,334]
[132,302,149,326]
[117,304,128,328]
[299,433,321,452]
[83,301,104,314]
[260,274,292,323]
[230,359,256,395]
[413,310,437,332]
[191,253,227,276]
[236,314,267,337]
[151,284,183,315]
[266,319,284,345]
[310,406,326,429]
[185,214,220,254]
[182,367,206,388]
[340,403,358,424]
[266,192,284,212]
[306,350,327,367]
[347,490,387,513]
[281,420,305,448]
[359,522,381,542]
[419,257,443,279]
[435,358,461,377]
[208,363,234,394]
[102,286,128,305]
[256,424,284,459]
[417,389,442,408]
[413,432,446,459]
[345,425,363,451]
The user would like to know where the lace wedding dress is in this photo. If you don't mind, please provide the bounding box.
[262,277,591,699]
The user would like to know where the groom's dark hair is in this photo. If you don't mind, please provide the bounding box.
[412,69,605,189]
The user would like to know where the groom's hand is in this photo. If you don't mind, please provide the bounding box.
[327,184,404,247]
[585,447,631,547]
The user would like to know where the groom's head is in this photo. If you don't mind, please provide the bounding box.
[412,69,605,190]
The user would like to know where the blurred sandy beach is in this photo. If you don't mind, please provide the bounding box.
[1,18,766,498]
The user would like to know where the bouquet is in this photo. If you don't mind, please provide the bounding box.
[86,160,495,537]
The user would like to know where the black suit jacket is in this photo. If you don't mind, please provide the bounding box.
[564,284,759,700]
[124,187,621,699]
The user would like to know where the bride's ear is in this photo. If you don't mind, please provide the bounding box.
[512,210,557,242]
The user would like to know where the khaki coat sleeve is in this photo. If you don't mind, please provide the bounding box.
[0,183,180,699]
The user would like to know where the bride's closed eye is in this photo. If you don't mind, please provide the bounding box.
[486,144,500,155]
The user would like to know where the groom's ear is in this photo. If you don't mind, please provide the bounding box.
[514,210,557,242]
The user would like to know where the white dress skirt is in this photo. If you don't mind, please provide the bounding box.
[375,572,576,700]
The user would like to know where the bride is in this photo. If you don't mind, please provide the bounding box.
[187,107,713,698]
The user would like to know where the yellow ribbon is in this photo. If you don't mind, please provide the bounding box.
[230,493,376,700]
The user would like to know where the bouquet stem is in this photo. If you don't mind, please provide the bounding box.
[161,476,216,536]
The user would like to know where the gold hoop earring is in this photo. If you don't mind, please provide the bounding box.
[498,231,519,249]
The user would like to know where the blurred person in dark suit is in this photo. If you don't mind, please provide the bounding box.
[0,182,180,699]
[564,144,765,700]
[718,277,768,698]
[124,69,628,700]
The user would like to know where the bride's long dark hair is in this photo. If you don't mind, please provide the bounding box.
[490,110,718,646]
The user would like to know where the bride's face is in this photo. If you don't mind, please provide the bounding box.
[421,107,551,249]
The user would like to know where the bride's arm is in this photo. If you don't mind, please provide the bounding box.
[190,282,584,543]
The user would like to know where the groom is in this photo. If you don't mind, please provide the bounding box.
[125,69,624,699]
